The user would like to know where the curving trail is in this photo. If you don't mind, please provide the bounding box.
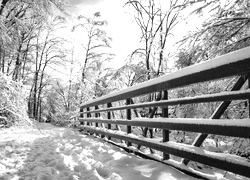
[0,123,196,180]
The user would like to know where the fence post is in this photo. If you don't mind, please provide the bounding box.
[107,102,112,140]
[95,105,99,127]
[162,90,170,160]
[80,107,84,125]
[248,74,250,118]
[86,107,91,126]
[94,105,99,136]
[126,99,132,146]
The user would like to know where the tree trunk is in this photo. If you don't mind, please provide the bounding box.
[0,0,9,15]
[36,73,44,120]
[28,84,34,118]
[13,43,23,80]
[39,98,42,122]
[67,50,74,111]
[21,40,30,79]
[1,49,5,73]
[156,16,164,76]
[6,57,12,75]
[0,46,2,72]
[33,72,38,119]
[157,48,163,75]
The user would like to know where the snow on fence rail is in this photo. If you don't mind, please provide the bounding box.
[73,46,250,179]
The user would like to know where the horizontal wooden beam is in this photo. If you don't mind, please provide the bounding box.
[79,118,250,138]
[81,126,250,178]
[81,90,250,114]
[81,47,250,108]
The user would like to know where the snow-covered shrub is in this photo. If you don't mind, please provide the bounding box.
[0,73,29,126]
[52,111,78,127]
[229,138,250,160]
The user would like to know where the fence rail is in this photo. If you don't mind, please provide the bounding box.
[74,47,250,179]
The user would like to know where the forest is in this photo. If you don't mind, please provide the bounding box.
[0,0,250,160]
[0,0,250,179]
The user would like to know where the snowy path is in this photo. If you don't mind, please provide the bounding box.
[0,124,197,180]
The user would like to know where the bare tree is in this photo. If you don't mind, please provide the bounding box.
[126,0,188,78]
[30,17,66,120]
[0,0,67,80]
[72,12,113,84]
[179,0,250,60]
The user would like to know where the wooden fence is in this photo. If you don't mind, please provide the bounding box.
[72,47,250,179]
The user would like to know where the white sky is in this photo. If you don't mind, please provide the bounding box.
[54,0,205,82]
[51,0,141,82]
[64,0,140,68]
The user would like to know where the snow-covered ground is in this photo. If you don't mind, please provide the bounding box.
[0,123,198,180]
